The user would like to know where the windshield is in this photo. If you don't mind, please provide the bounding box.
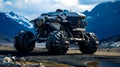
[67,17,86,28]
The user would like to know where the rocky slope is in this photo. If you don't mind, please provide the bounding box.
[0,33,12,43]
[0,11,34,39]
[100,34,120,48]
[84,1,120,39]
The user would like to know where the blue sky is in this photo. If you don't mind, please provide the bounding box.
[0,0,118,20]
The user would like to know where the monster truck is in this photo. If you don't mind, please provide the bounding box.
[14,9,99,54]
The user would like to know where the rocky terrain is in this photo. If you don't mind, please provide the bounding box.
[99,34,120,48]
[0,1,120,67]
[0,43,120,67]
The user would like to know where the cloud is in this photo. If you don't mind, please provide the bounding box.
[4,0,86,19]
[0,0,117,20]
[55,0,79,6]
[78,0,118,4]
[78,4,97,11]
[0,0,4,8]
[5,1,12,6]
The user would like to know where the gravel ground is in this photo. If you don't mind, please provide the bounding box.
[0,44,120,67]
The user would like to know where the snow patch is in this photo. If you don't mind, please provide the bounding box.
[100,41,120,48]
[5,12,33,28]
[19,22,23,25]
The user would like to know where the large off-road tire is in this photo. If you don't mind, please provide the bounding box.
[79,33,99,54]
[46,31,68,55]
[14,31,35,53]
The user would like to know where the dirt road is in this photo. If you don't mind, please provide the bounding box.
[0,46,120,67]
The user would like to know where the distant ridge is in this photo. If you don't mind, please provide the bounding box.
[0,11,34,39]
[83,1,120,39]
[0,33,12,43]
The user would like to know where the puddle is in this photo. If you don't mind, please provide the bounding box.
[86,61,120,67]
[0,56,5,60]
[42,62,73,67]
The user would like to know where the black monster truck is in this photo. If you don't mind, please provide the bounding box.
[14,9,99,54]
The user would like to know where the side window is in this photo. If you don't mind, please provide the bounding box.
[67,17,79,26]
[80,19,87,28]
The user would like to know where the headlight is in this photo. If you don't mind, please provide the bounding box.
[36,19,43,27]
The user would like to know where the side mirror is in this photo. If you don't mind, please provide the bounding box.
[83,21,87,26]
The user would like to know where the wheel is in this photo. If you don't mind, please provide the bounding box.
[79,33,99,54]
[14,31,35,53]
[46,31,68,55]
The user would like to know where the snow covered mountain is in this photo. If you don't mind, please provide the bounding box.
[0,33,12,43]
[100,34,120,48]
[100,41,120,48]
[84,1,120,39]
[4,11,33,28]
[0,11,34,39]
[83,1,120,48]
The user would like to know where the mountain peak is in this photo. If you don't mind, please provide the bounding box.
[84,1,120,39]
[0,11,34,38]
[85,1,120,16]
[0,11,33,28]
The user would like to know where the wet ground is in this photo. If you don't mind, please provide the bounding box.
[0,45,120,67]
[86,61,120,67]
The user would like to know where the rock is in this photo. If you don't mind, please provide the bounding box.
[25,64,40,67]
[0,63,21,67]
[2,57,13,64]
[11,56,16,61]
[20,57,26,61]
